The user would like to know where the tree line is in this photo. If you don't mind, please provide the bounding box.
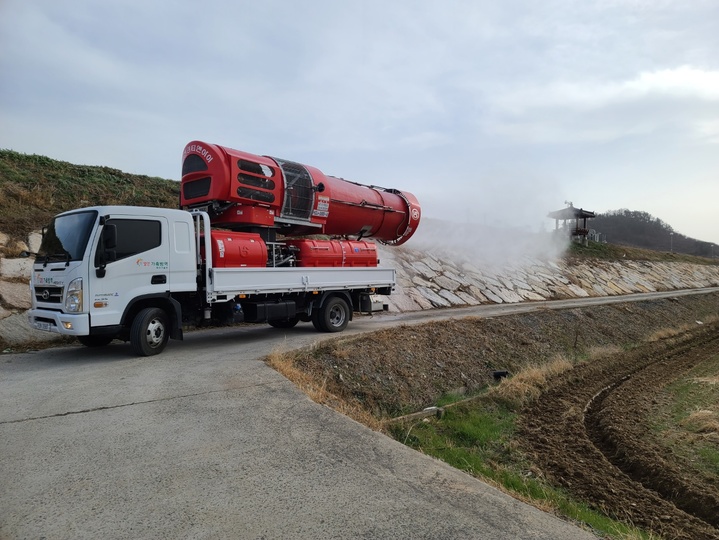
[591,209,715,258]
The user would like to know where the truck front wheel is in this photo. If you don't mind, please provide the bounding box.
[313,297,349,333]
[130,307,169,356]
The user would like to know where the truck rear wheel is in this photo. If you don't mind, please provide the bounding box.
[130,307,169,356]
[314,297,349,333]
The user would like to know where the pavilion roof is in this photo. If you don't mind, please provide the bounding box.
[547,206,596,220]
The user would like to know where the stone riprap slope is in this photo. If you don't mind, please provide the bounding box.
[2,231,719,347]
[0,231,43,347]
[378,245,719,312]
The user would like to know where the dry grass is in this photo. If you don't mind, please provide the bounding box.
[3,182,55,210]
[487,346,632,411]
[647,324,692,342]
[680,409,719,435]
[0,241,29,258]
[328,339,352,361]
[487,354,574,409]
[694,376,719,385]
[265,346,384,431]
[647,316,719,343]
[680,373,719,437]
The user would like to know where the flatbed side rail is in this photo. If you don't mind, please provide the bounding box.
[207,266,395,300]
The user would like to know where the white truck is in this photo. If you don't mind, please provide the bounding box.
[27,142,421,355]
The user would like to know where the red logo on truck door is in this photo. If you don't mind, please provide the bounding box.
[135,258,169,269]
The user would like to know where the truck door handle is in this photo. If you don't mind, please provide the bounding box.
[151,274,167,284]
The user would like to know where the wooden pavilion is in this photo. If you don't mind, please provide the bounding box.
[548,204,596,245]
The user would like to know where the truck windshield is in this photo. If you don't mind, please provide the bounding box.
[37,210,98,262]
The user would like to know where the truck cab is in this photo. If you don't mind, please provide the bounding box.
[28,206,197,354]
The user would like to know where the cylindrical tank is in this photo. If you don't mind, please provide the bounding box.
[181,141,420,245]
[202,231,267,268]
[285,239,378,267]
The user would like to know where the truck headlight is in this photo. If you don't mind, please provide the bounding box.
[65,278,83,313]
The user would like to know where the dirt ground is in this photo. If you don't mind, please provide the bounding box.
[288,293,719,539]
[521,321,719,540]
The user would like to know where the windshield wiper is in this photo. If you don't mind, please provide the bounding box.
[41,252,72,267]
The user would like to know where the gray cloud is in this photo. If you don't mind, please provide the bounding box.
[1,0,718,245]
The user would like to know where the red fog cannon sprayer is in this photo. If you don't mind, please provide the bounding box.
[180,141,421,268]
[27,141,422,356]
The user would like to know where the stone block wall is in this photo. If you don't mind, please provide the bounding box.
[378,245,719,312]
[0,231,57,346]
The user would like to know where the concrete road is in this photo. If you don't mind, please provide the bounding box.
[4,288,716,539]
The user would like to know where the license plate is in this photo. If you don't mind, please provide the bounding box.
[34,321,51,331]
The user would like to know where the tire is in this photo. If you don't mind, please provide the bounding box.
[130,307,169,356]
[268,317,299,329]
[311,307,326,332]
[316,297,349,333]
[77,335,114,348]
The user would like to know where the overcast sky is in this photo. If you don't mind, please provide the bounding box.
[1,0,718,246]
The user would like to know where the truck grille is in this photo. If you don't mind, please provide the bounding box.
[35,286,64,304]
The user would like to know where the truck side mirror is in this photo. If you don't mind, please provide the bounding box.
[95,224,118,278]
[103,224,117,249]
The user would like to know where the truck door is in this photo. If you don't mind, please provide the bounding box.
[89,216,170,328]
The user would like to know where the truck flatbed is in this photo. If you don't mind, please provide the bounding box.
[208,266,395,300]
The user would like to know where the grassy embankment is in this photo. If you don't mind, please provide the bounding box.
[568,240,719,265]
[0,149,179,254]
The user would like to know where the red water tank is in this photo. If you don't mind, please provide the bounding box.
[204,231,267,268]
[181,141,420,245]
[286,239,378,267]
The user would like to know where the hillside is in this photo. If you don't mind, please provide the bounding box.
[591,209,715,257]
[0,149,179,241]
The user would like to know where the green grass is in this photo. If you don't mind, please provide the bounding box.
[389,399,653,539]
[390,403,517,480]
[568,240,719,265]
[698,446,719,472]
[0,149,180,241]
[651,352,719,477]
[435,391,474,407]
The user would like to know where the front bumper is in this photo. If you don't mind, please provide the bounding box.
[27,309,90,336]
